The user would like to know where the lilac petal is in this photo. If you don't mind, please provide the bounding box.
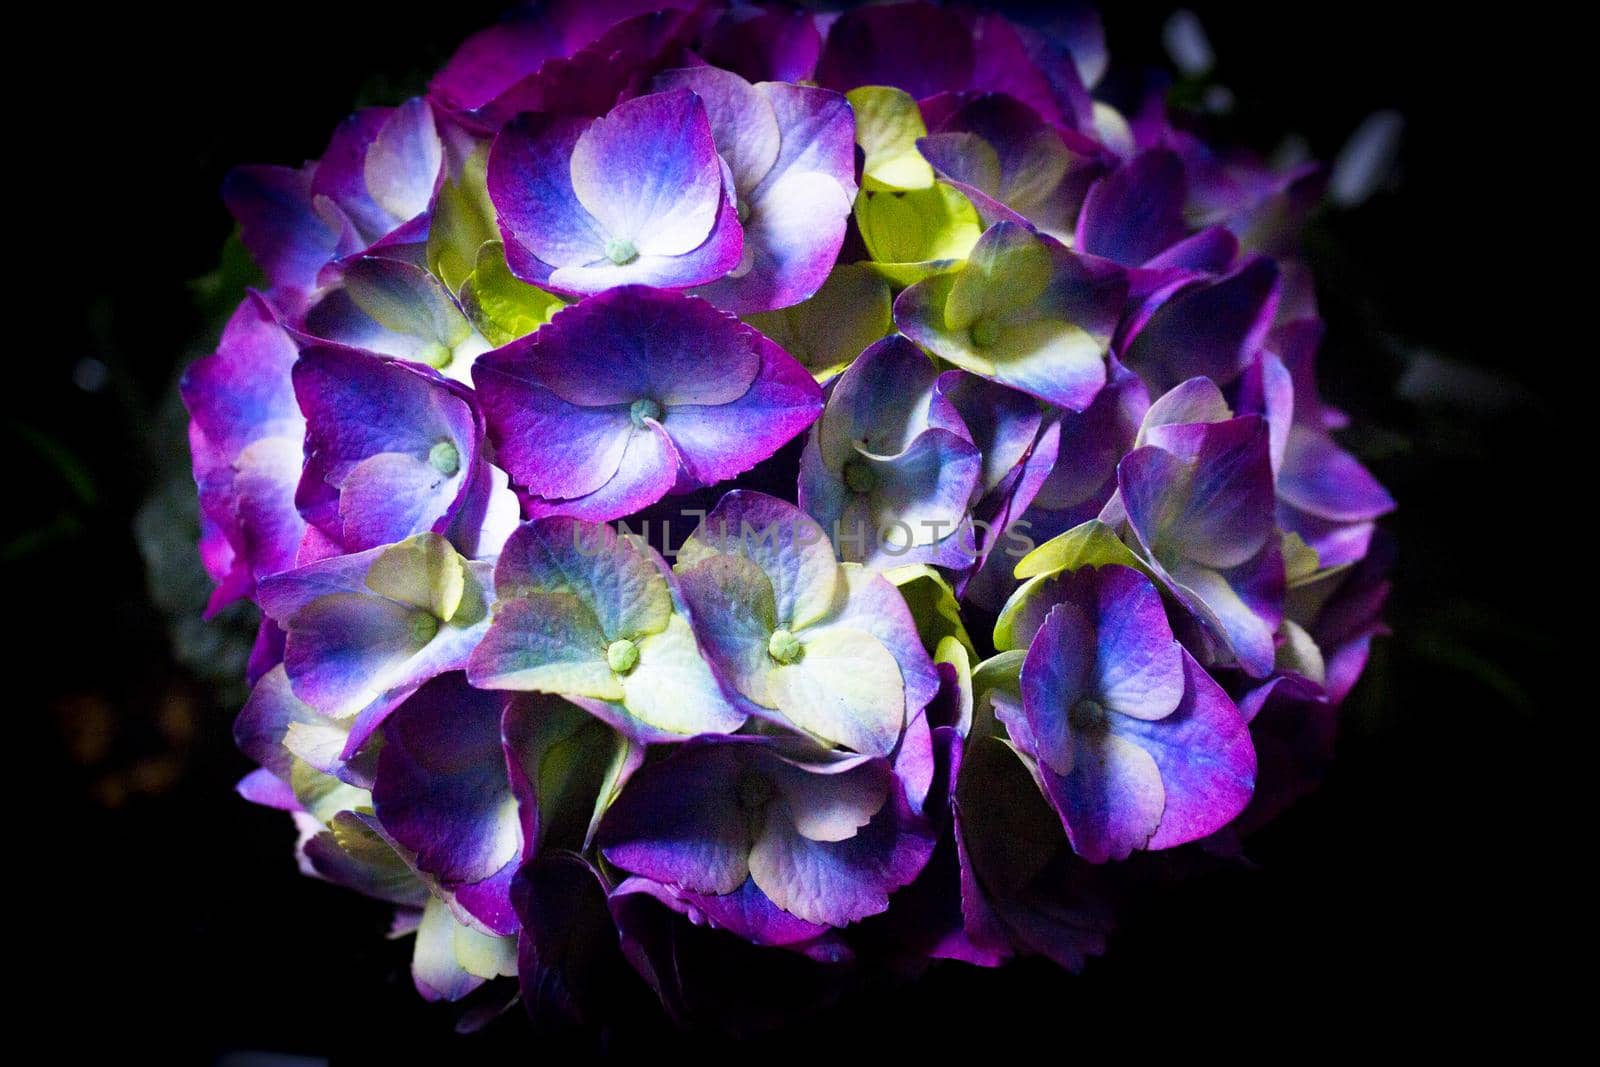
[1123,257,1281,392]
[802,564,943,724]
[1111,652,1255,849]
[472,373,632,501]
[373,676,519,886]
[1075,149,1187,266]
[829,430,982,569]
[651,67,780,196]
[768,754,890,843]
[673,877,835,948]
[233,664,341,782]
[481,286,760,408]
[1166,545,1285,679]
[362,98,442,225]
[221,165,341,293]
[672,552,778,706]
[181,295,306,605]
[1019,602,1095,775]
[283,592,430,717]
[1122,418,1276,570]
[695,82,858,314]
[1138,376,1231,445]
[430,11,562,113]
[1280,508,1375,571]
[936,371,1042,494]
[569,89,724,258]
[1042,728,1164,865]
[596,739,758,896]
[237,767,298,810]
[815,1,975,100]
[748,784,933,926]
[920,92,1090,241]
[466,592,617,698]
[310,108,392,241]
[816,336,943,470]
[1278,426,1395,521]
[1178,416,1278,568]
[293,346,477,551]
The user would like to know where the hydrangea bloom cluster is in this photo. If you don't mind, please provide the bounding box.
[187,0,1394,1030]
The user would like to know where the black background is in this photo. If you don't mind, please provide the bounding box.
[19,2,1555,1060]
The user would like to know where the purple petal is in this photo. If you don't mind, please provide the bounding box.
[1278,426,1395,522]
[1019,602,1095,775]
[489,113,606,279]
[596,738,758,896]
[1075,149,1187,266]
[221,165,341,294]
[1123,256,1281,392]
[815,1,975,100]
[293,345,478,552]
[373,676,519,886]
[1111,652,1255,849]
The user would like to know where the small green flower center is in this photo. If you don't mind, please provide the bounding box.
[970,316,1001,349]
[606,638,640,674]
[736,199,752,224]
[604,237,638,265]
[767,628,804,664]
[735,767,773,811]
[428,440,461,476]
[842,459,877,494]
[1069,698,1108,732]
[409,611,440,644]
[419,340,453,368]
[629,397,663,428]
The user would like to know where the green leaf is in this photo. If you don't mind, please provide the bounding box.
[460,240,566,346]
[847,85,935,191]
[745,263,892,381]
[886,563,977,660]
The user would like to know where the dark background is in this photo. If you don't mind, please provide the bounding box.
[19,2,1554,1060]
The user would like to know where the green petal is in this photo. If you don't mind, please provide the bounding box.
[885,563,977,660]
[426,145,497,296]
[855,183,981,286]
[620,614,746,735]
[460,240,566,346]
[365,532,467,621]
[745,263,892,382]
[1013,518,1148,580]
[290,758,371,825]
[472,591,621,699]
[848,85,935,191]
[945,222,1054,330]
[768,626,905,755]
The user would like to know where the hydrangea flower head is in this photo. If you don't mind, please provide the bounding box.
[190,0,1396,1029]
